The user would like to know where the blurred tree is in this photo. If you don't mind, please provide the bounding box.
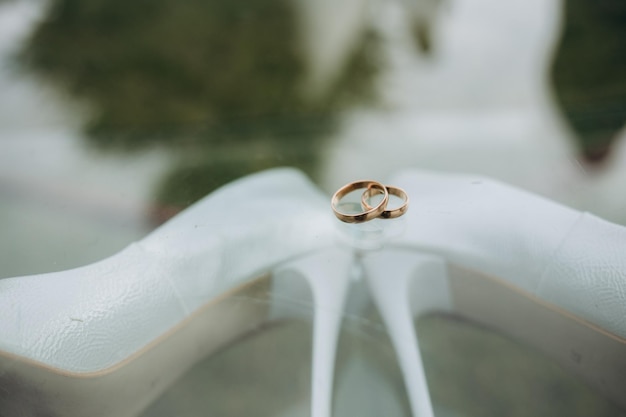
[21,0,379,210]
[552,0,626,164]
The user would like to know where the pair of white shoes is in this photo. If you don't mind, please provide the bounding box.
[1,168,625,416]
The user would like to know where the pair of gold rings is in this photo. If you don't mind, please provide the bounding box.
[331,180,409,223]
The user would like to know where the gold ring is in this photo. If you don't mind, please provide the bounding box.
[331,180,389,223]
[361,185,409,219]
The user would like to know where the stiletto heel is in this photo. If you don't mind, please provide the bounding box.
[273,249,353,417]
[363,249,450,417]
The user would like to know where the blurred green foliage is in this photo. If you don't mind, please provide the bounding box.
[21,0,379,209]
[23,0,625,208]
[552,0,626,162]
[155,138,319,207]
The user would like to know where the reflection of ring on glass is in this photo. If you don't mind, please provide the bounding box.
[361,185,409,219]
[332,180,389,223]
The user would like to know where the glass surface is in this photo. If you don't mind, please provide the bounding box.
[138,309,626,417]
[418,315,626,417]
[140,318,411,417]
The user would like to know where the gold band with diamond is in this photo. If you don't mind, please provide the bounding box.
[361,185,409,219]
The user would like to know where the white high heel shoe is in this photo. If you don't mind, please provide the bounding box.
[0,168,338,417]
[363,170,626,415]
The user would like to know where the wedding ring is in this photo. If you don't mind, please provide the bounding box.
[331,180,389,223]
[361,185,409,219]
